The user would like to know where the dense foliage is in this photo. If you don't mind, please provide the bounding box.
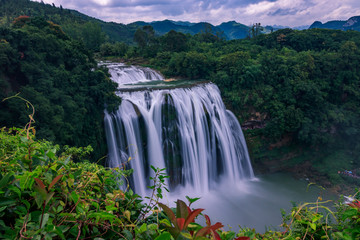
[0,16,120,161]
[1,126,360,239]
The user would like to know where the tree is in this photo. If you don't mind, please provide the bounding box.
[249,23,263,38]
[162,30,187,52]
[134,25,155,49]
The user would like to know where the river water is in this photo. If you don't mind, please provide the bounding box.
[165,173,330,232]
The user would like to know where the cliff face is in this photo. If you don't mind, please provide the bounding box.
[309,16,360,31]
[343,16,360,30]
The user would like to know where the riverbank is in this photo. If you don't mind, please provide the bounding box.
[247,135,358,196]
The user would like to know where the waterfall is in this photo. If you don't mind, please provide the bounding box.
[104,63,254,195]
[99,61,164,85]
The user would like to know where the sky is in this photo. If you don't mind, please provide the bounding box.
[34,0,360,27]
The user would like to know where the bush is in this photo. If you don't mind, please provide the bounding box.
[0,127,140,239]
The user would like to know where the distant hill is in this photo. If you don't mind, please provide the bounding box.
[309,16,360,31]
[130,20,219,36]
[217,21,249,39]
[131,20,244,40]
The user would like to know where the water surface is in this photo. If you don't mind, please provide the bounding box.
[163,173,333,233]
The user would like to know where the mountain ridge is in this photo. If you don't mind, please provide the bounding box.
[309,16,360,31]
[2,0,360,43]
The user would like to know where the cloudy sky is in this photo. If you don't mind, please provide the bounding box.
[35,0,360,27]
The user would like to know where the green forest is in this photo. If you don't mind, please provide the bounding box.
[1,0,360,239]
[0,16,121,161]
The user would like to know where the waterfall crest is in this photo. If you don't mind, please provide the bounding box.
[104,63,254,195]
[99,61,164,85]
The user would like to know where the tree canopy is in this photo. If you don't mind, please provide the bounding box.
[0,16,120,161]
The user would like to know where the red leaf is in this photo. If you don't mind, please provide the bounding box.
[208,222,223,232]
[235,237,250,240]
[48,174,63,190]
[205,214,211,226]
[187,206,191,216]
[195,222,223,238]
[158,202,177,227]
[176,199,189,219]
[34,178,46,190]
[184,208,204,229]
[212,229,222,240]
[177,218,185,231]
[195,226,211,237]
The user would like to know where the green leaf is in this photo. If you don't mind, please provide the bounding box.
[154,232,171,240]
[309,222,316,231]
[53,226,66,240]
[138,223,147,233]
[8,185,21,198]
[40,213,50,229]
[19,173,31,191]
[71,191,79,203]
[185,196,200,205]
[0,206,6,212]
[0,199,17,207]
[45,192,55,205]
[91,201,99,209]
[46,150,56,159]
[121,229,133,240]
[14,206,27,216]
[22,200,31,210]
[0,173,13,189]
[160,218,172,227]
[20,136,28,143]
[34,185,47,208]
[312,215,322,223]
[342,209,358,220]
[180,232,192,239]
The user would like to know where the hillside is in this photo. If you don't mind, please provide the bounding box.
[309,16,360,31]
[0,0,137,45]
[217,21,250,39]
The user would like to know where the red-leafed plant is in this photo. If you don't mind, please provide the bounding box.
[347,198,360,209]
[158,199,224,239]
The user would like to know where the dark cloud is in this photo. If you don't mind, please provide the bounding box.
[36,0,360,27]
[108,0,175,7]
[269,8,299,16]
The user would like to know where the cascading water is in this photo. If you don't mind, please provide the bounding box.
[104,63,254,196]
[103,63,326,231]
[99,61,164,85]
